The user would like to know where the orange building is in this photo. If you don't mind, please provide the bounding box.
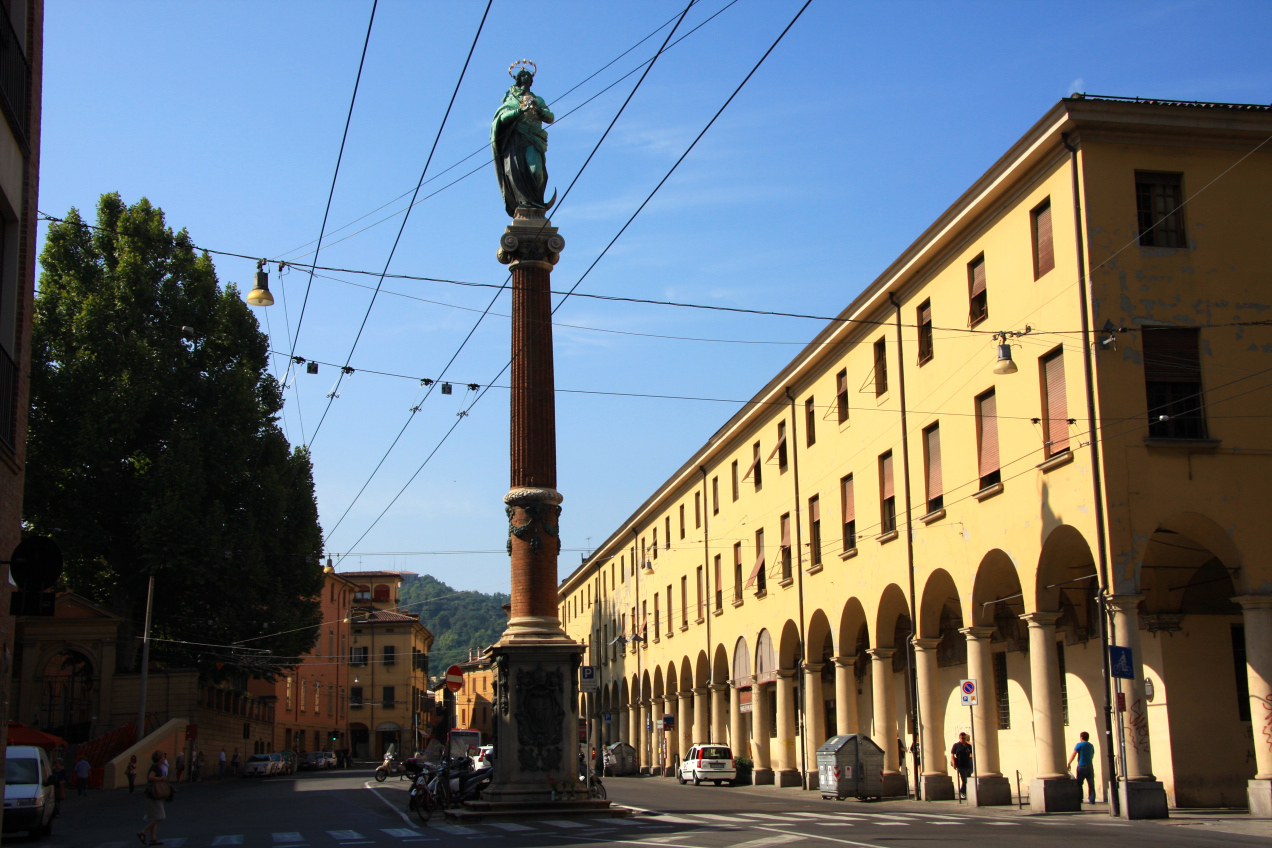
[454,649,494,742]
[272,564,358,756]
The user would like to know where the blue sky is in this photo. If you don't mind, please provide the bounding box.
[38,1,1272,594]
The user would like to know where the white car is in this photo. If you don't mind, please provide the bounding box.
[3,746,55,839]
[471,745,494,768]
[243,753,278,777]
[678,744,736,786]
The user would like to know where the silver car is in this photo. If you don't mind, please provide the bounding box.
[677,744,736,786]
[3,746,56,839]
[242,753,278,777]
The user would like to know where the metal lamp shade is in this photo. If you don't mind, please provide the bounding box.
[993,343,1018,374]
[246,268,274,306]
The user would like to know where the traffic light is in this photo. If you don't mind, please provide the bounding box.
[330,732,339,742]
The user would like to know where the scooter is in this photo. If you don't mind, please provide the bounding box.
[374,753,407,782]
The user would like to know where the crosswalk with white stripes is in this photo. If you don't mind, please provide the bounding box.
[91,809,1128,848]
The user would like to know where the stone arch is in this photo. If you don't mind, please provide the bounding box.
[755,629,776,680]
[652,665,665,699]
[695,650,710,688]
[918,568,962,638]
[640,670,651,704]
[678,657,693,692]
[1037,524,1097,612]
[38,647,97,744]
[732,636,751,685]
[806,608,832,662]
[836,597,868,656]
[971,548,1024,627]
[874,583,911,648]
[712,643,730,686]
[778,619,801,669]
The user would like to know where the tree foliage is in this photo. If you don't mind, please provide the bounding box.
[26,194,324,678]
[397,574,510,668]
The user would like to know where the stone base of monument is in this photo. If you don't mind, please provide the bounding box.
[482,637,614,816]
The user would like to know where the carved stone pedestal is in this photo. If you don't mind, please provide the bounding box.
[485,640,583,804]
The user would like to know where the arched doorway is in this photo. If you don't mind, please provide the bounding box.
[349,722,370,760]
[40,649,95,744]
[376,722,401,759]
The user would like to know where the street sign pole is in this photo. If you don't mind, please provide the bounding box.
[959,678,978,805]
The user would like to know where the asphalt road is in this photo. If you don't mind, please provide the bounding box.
[35,767,1271,848]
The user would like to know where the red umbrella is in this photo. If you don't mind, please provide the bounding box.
[6,721,66,749]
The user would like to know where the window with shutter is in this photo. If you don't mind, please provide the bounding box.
[1136,172,1185,248]
[917,299,934,363]
[733,542,743,602]
[976,389,1001,489]
[749,441,763,489]
[808,495,822,567]
[968,255,988,325]
[879,451,896,533]
[664,516,671,549]
[923,423,943,513]
[695,491,701,528]
[1041,349,1070,456]
[840,474,856,551]
[1032,198,1054,278]
[836,369,849,423]
[745,528,767,595]
[805,396,816,446]
[1142,326,1206,438]
[773,421,788,470]
[780,513,792,579]
[874,338,889,395]
[714,554,723,610]
[731,459,739,501]
[712,476,719,514]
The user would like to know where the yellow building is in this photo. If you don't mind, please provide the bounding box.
[560,96,1272,817]
[342,571,433,759]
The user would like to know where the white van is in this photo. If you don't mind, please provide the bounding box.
[3,745,56,839]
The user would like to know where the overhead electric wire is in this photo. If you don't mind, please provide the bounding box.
[322,0,698,543]
[305,0,493,450]
[331,0,814,566]
[280,0,379,437]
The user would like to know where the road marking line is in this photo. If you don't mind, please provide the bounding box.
[326,832,365,841]
[273,834,306,843]
[544,820,590,828]
[929,822,962,825]
[487,823,535,831]
[362,780,417,827]
[431,825,481,835]
[692,814,738,822]
[732,836,803,847]
[738,814,790,820]
[876,823,908,826]
[986,822,1020,826]
[211,837,244,846]
[382,829,426,838]
[751,825,896,848]
[648,815,699,824]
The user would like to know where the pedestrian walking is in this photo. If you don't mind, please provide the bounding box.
[175,751,184,783]
[73,755,92,797]
[950,732,974,799]
[190,751,202,783]
[126,755,138,793]
[218,749,226,779]
[138,751,170,847]
[1067,731,1097,804]
[231,748,240,776]
[49,759,68,816]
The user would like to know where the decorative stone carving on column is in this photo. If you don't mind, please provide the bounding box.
[832,656,858,738]
[1021,611,1081,813]
[960,625,1011,806]
[868,647,907,797]
[1106,594,1168,819]
[1234,595,1272,818]
[913,637,955,801]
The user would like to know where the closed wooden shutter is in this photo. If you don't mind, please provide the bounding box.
[1142,327,1201,382]
[978,391,999,477]
[809,496,820,524]
[1044,351,1069,453]
[881,452,894,500]
[745,546,766,588]
[970,258,987,297]
[925,425,942,498]
[1034,201,1054,277]
[780,515,791,550]
[919,301,931,325]
[841,476,855,523]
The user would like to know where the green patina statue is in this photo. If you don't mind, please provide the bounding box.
[492,60,556,217]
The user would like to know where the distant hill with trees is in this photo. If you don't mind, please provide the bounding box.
[396,574,510,673]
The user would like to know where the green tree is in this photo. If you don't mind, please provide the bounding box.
[396,574,511,669]
[26,194,324,677]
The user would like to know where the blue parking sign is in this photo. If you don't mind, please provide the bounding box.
[1109,646,1134,680]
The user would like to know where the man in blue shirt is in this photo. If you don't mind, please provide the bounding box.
[1067,731,1096,803]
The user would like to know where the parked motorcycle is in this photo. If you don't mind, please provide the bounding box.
[425,757,491,810]
[407,763,440,822]
[374,753,407,782]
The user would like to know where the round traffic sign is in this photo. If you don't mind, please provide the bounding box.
[961,680,976,695]
[445,665,464,693]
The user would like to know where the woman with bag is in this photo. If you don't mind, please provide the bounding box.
[126,755,138,793]
[138,750,170,846]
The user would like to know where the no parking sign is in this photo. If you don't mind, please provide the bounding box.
[960,679,978,706]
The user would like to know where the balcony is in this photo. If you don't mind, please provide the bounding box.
[0,10,29,149]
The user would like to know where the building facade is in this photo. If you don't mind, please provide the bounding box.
[560,97,1272,815]
[341,571,433,759]
[454,648,494,743]
[272,565,358,756]
[0,0,43,827]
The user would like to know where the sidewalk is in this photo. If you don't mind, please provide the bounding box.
[710,780,1272,839]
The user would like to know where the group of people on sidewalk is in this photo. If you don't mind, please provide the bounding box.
[949,730,1098,804]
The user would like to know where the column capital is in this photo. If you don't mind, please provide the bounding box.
[959,625,996,639]
[1233,594,1272,612]
[911,636,942,651]
[693,686,709,696]
[640,699,652,708]
[709,683,729,693]
[679,691,694,702]
[776,668,797,681]
[831,655,856,669]
[1019,610,1063,627]
[1105,593,1145,611]
[803,662,826,674]
[867,646,896,661]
